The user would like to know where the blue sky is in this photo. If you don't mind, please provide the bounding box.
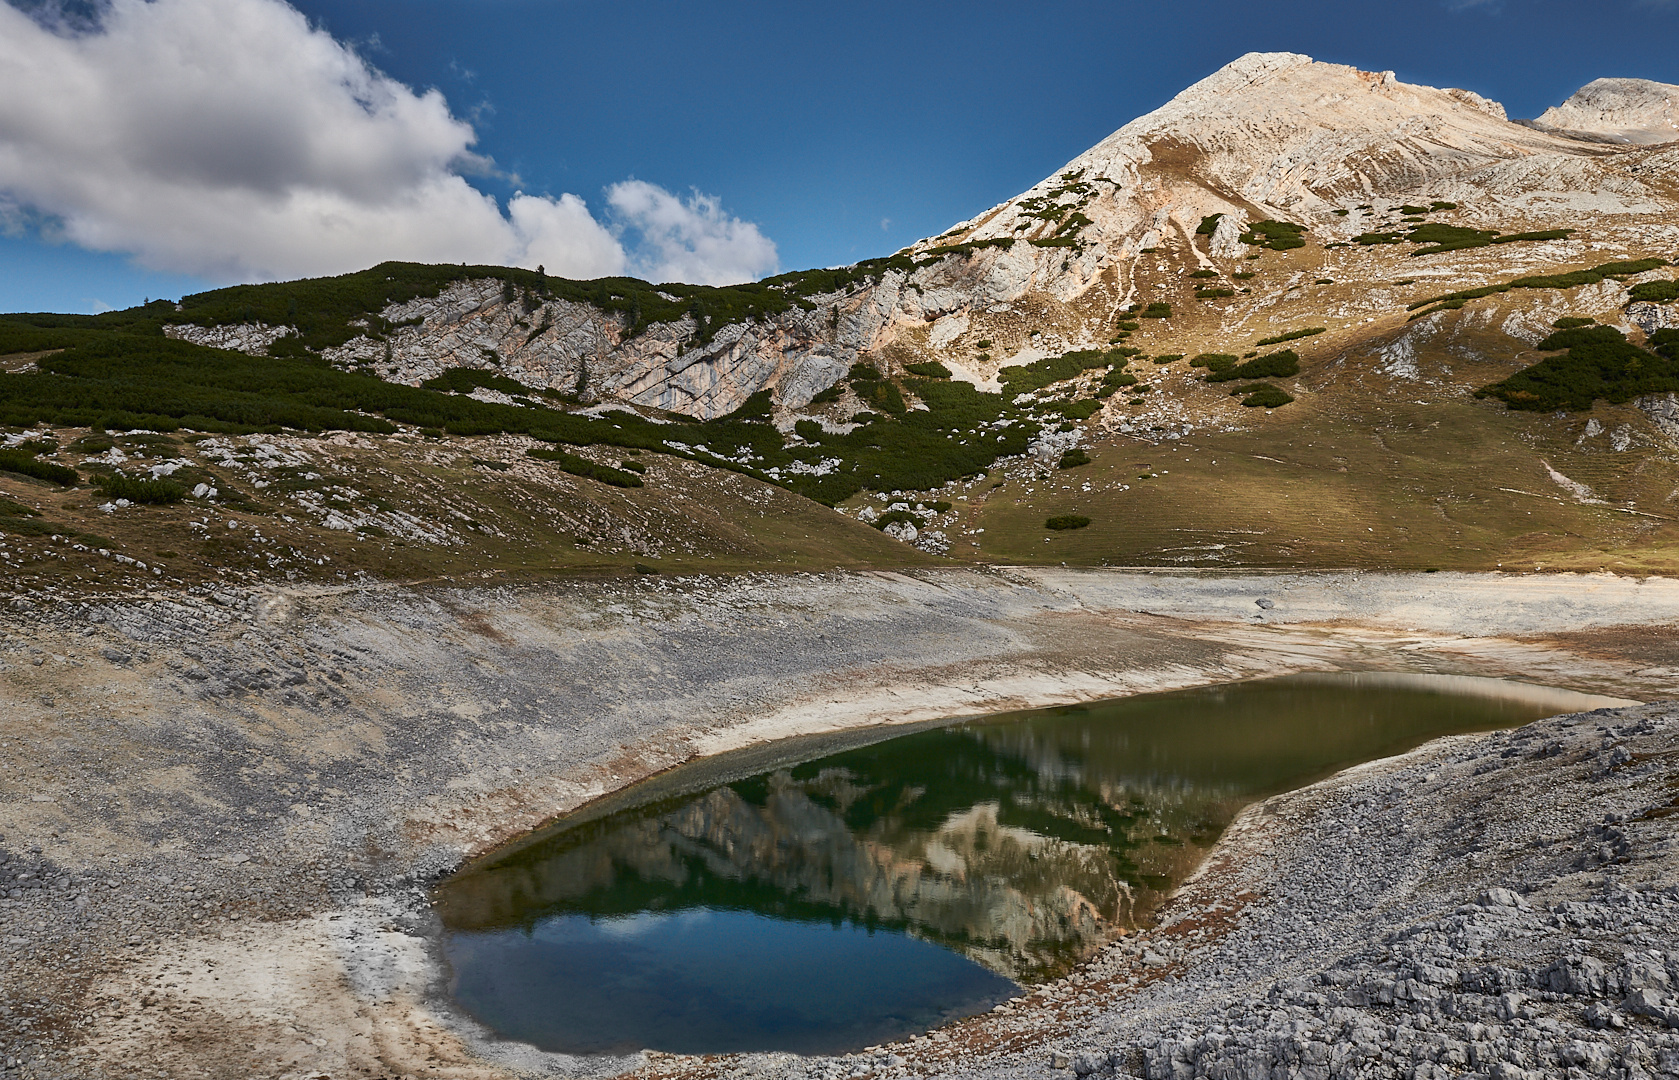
[2,0,1676,313]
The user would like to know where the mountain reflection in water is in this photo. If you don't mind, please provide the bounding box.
[438,673,1581,987]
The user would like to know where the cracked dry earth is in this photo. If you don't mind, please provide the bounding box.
[0,568,1675,1080]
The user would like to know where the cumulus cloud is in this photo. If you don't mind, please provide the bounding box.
[606,181,779,287]
[0,0,775,285]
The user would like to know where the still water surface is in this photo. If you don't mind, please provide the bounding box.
[435,673,1620,1056]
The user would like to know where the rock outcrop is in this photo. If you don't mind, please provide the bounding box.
[1534,77,1679,145]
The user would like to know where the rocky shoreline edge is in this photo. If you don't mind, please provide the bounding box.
[0,568,1675,1078]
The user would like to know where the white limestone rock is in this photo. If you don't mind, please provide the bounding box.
[163,322,294,355]
[1535,78,1679,145]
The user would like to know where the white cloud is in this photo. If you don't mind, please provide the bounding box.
[0,0,774,286]
[606,180,779,286]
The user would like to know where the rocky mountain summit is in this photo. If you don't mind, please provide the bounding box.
[1535,78,1679,145]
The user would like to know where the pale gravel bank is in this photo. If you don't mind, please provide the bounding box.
[0,568,1675,1079]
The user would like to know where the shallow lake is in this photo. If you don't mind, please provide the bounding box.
[434,672,1622,1056]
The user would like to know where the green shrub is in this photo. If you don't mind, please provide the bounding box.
[1534,324,1626,352]
[852,379,906,415]
[1206,350,1300,383]
[1629,279,1679,303]
[619,460,647,473]
[1232,272,1256,281]
[923,237,1016,258]
[903,361,953,378]
[1477,325,1679,411]
[422,368,529,395]
[1045,514,1091,530]
[1057,449,1091,469]
[1232,383,1295,408]
[1055,399,1103,420]
[1152,354,1183,364]
[1553,317,1595,329]
[1405,223,1572,257]
[1196,288,1236,299]
[919,500,953,513]
[1112,321,1139,332]
[1354,232,1403,245]
[1189,269,1218,278]
[1189,353,1237,371]
[998,348,1123,393]
[809,384,844,404]
[1196,214,1224,236]
[1492,229,1574,245]
[1240,221,1308,251]
[975,339,992,349]
[848,363,881,381]
[1256,327,1325,346]
[1409,258,1668,314]
[0,448,77,486]
[1398,205,1430,216]
[1140,303,1172,319]
[1405,223,1497,251]
[1431,201,1457,211]
[93,473,186,503]
[793,419,824,442]
[525,447,644,488]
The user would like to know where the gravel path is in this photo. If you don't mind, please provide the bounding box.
[0,568,1674,1079]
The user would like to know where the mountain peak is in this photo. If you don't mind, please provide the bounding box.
[936,53,1607,269]
[1534,77,1679,144]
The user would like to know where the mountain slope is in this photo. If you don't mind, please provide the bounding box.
[5,52,1679,583]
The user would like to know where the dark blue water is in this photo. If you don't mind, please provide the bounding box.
[448,909,1013,1055]
[436,673,1616,1056]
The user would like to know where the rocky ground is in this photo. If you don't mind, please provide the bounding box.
[0,568,1675,1079]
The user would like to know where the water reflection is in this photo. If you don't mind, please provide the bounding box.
[436,673,1624,1053]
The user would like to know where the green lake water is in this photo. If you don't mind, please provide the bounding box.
[435,672,1622,1056]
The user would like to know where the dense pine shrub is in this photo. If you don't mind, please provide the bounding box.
[525,447,645,488]
[1256,328,1324,346]
[0,448,77,486]
[1240,221,1308,251]
[93,474,186,503]
[1231,383,1295,408]
[1205,350,1300,383]
[1477,325,1679,411]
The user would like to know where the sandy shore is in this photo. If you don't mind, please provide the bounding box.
[0,567,1676,1078]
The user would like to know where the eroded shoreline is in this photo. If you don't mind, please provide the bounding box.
[0,567,1676,1078]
